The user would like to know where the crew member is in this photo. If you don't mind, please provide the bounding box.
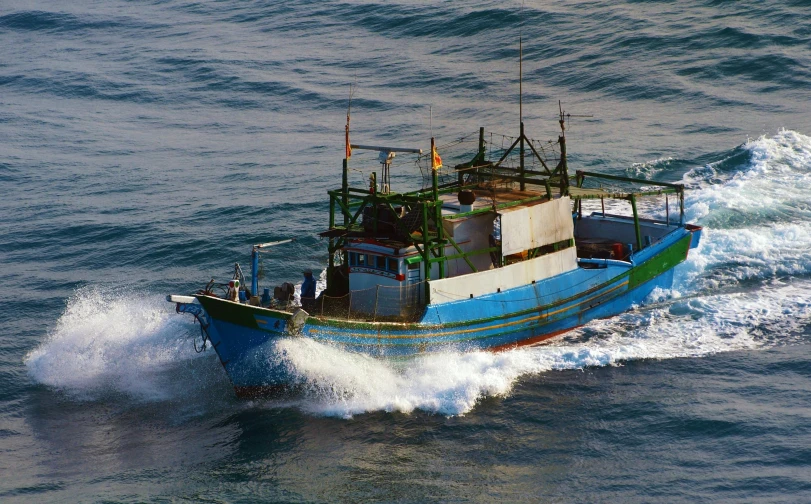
[301,269,316,310]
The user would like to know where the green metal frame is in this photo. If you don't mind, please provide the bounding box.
[323,123,687,305]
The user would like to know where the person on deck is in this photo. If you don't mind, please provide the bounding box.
[301,269,316,310]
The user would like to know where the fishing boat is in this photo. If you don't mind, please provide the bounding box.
[167,109,701,398]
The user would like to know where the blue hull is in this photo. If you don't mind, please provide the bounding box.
[179,226,700,397]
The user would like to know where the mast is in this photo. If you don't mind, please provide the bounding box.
[558,101,570,194]
[519,33,525,191]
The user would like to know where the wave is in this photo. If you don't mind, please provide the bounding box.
[24,286,212,401]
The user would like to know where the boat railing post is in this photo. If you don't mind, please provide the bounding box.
[251,246,259,298]
[679,187,685,225]
[666,194,670,226]
[630,194,643,251]
[347,290,352,319]
[373,285,380,322]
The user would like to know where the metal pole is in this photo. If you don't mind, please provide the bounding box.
[431,137,444,279]
[559,133,569,194]
[422,202,431,304]
[371,172,378,232]
[251,247,259,298]
[342,159,349,226]
[519,122,526,191]
[373,285,379,322]
[630,195,642,251]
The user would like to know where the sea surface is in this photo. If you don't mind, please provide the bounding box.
[2,0,811,502]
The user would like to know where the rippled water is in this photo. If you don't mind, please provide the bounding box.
[2,0,811,502]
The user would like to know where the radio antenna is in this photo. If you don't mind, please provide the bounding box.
[519,2,524,125]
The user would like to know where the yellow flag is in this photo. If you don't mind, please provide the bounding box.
[432,146,442,171]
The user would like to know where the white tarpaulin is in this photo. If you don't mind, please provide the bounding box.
[499,196,574,256]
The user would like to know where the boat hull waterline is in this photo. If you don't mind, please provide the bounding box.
[173,223,700,398]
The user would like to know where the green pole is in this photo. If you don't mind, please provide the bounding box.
[474,126,485,186]
[371,172,378,232]
[559,133,569,194]
[431,137,444,280]
[329,193,335,229]
[479,126,486,158]
[342,159,349,227]
[519,122,526,191]
[422,201,431,304]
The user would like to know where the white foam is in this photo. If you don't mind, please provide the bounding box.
[683,129,811,223]
[266,277,811,418]
[263,130,811,417]
[25,286,203,400]
[630,156,676,180]
[675,130,811,286]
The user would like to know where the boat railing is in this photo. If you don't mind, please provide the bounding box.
[313,280,428,323]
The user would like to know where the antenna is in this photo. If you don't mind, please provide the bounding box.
[558,100,593,135]
[345,81,357,160]
[518,1,525,190]
[519,2,524,125]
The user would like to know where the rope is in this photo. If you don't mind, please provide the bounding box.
[192,312,210,353]
[176,302,211,353]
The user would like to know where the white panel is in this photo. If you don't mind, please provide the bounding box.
[428,247,578,304]
[500,197,574,256]
[441,213,496,278]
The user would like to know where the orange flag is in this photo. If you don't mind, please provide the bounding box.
[432,146,442,171]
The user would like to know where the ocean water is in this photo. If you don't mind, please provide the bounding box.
[2,0,811,501]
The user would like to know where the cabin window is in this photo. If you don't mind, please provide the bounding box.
[408,261,420,270]
[348,252,401,274]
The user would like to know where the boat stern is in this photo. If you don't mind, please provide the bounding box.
[685,224,703,249]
